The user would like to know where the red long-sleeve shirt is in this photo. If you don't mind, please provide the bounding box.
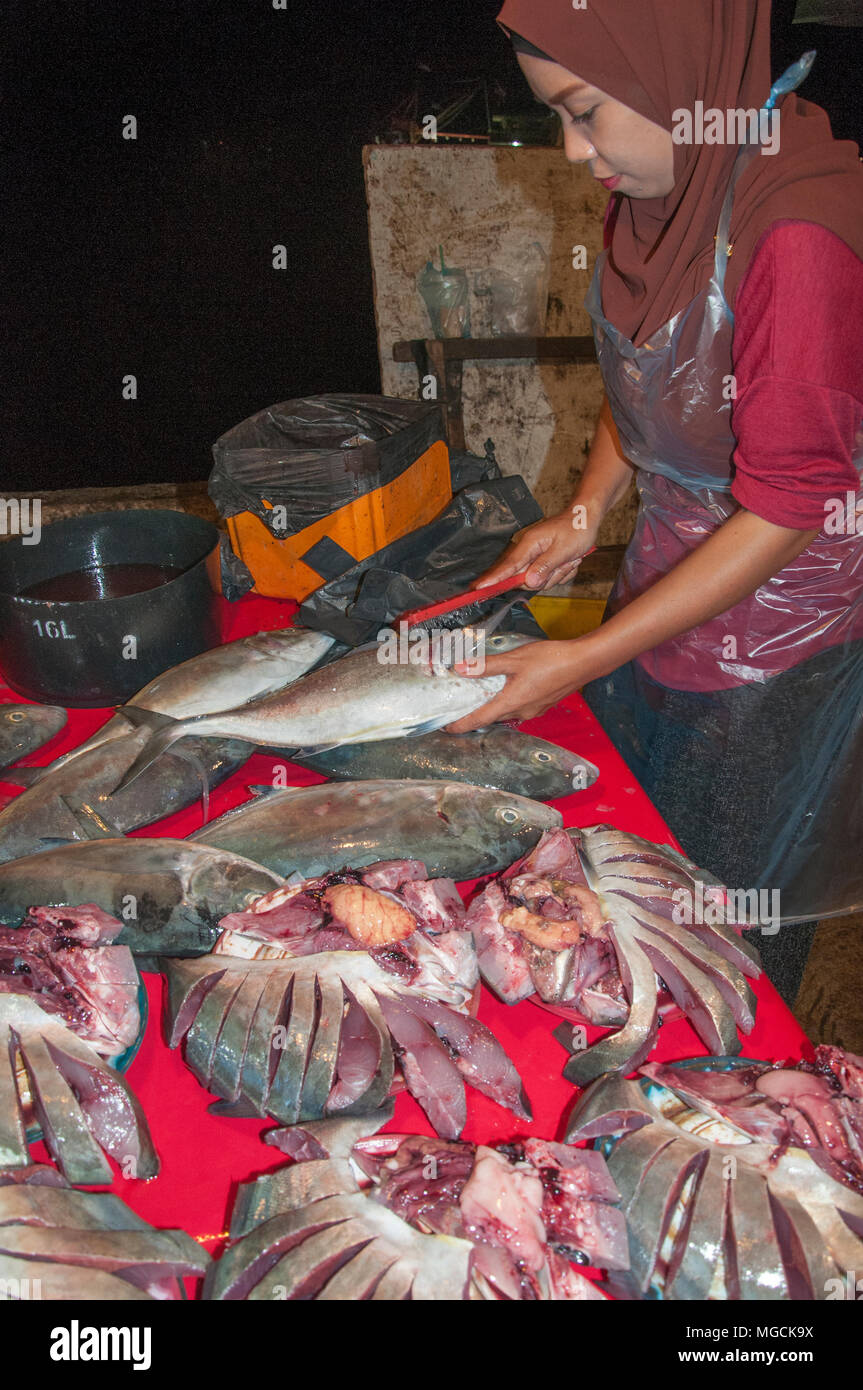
[731,220,863,528]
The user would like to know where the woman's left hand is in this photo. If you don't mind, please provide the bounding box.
[446,639,591,733]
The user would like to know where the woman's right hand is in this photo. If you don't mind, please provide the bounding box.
[477,510,599,591]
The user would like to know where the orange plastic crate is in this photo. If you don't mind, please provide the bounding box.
[226,438,452,602]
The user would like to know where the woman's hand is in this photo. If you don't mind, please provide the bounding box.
[476,510,600,592]
[446,639,595,733]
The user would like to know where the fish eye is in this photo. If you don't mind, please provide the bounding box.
[8,713,24,722]
[534,751,552,762]
[500,808,521,824]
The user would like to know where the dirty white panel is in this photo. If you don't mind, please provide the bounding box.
[363,143,637,553]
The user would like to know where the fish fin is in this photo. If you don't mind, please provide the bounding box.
[405,716,449,738]
[288,743,344,757]
[292,717,446,756]
[114,705,176,732]
[57,795,120,839]
[0,766,45,786]
[208,1097,263,1119]
[111,723,186,793]
[246,784,289,797]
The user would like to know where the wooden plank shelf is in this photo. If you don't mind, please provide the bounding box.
[392,336,597,449]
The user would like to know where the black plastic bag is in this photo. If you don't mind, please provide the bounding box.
[299,475,545,647]
[209,395,445,538]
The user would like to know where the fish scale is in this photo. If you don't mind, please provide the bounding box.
[239,972,293,1117]
[623,1136,706,1293]
[371,1260,416,1300]
[16,1032,112,1186]
[769,1190,838,1300]
[269,975,318,1126]
[0,1225,201,1271]
[230,1163,356,1238]
[209,972,268,1103]
[316,1241,396,1300]
[662,1152,729,1300]
[246,1221,370,1300]
[0,1185,150,1233]
[0,1033,27,1169]
[299,976,344,1120]
[207,1206,345,1299]
[727,1162,791,1299]
[631,907,757,1028]
[184,971,249,1090]
[0,1254,153,1300]
[637,935,740,1055]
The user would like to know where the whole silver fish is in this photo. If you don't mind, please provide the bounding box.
[0,726,250,865]
[284,727,599,801]
[117,630,535,791]
[191,779,563,880]
[38,627,335,776]
[0,838,285,957]
[0,705,67,773]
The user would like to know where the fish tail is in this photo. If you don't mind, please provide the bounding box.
[111,721,187,792]
[114,705,177,733]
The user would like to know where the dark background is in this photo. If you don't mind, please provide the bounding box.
[5,0,860,493]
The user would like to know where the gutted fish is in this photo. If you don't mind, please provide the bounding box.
[162,863,529,1137]
[0,991,156,1184]
[0,704,67,775]
[0,728,249,864]
[468,827,761,1084]
[640,1047,863,1196]
[0,903,140,1055]
[0,1164,207,1299]
[206,1107,625,1300]
[115,629,535,790]
[286,727,599,801]
[566,1055,863,1300]
[0,838,285,958]
[191,779,562,881]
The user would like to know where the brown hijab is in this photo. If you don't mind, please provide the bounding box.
[497,0,863,345]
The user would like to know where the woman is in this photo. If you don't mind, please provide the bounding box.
[448,0,863,1005]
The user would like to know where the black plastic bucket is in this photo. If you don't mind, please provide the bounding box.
[0,509,221,706]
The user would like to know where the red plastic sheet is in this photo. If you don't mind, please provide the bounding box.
[0,593,811,1255]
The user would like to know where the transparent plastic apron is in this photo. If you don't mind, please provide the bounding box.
[583,72,863,923]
